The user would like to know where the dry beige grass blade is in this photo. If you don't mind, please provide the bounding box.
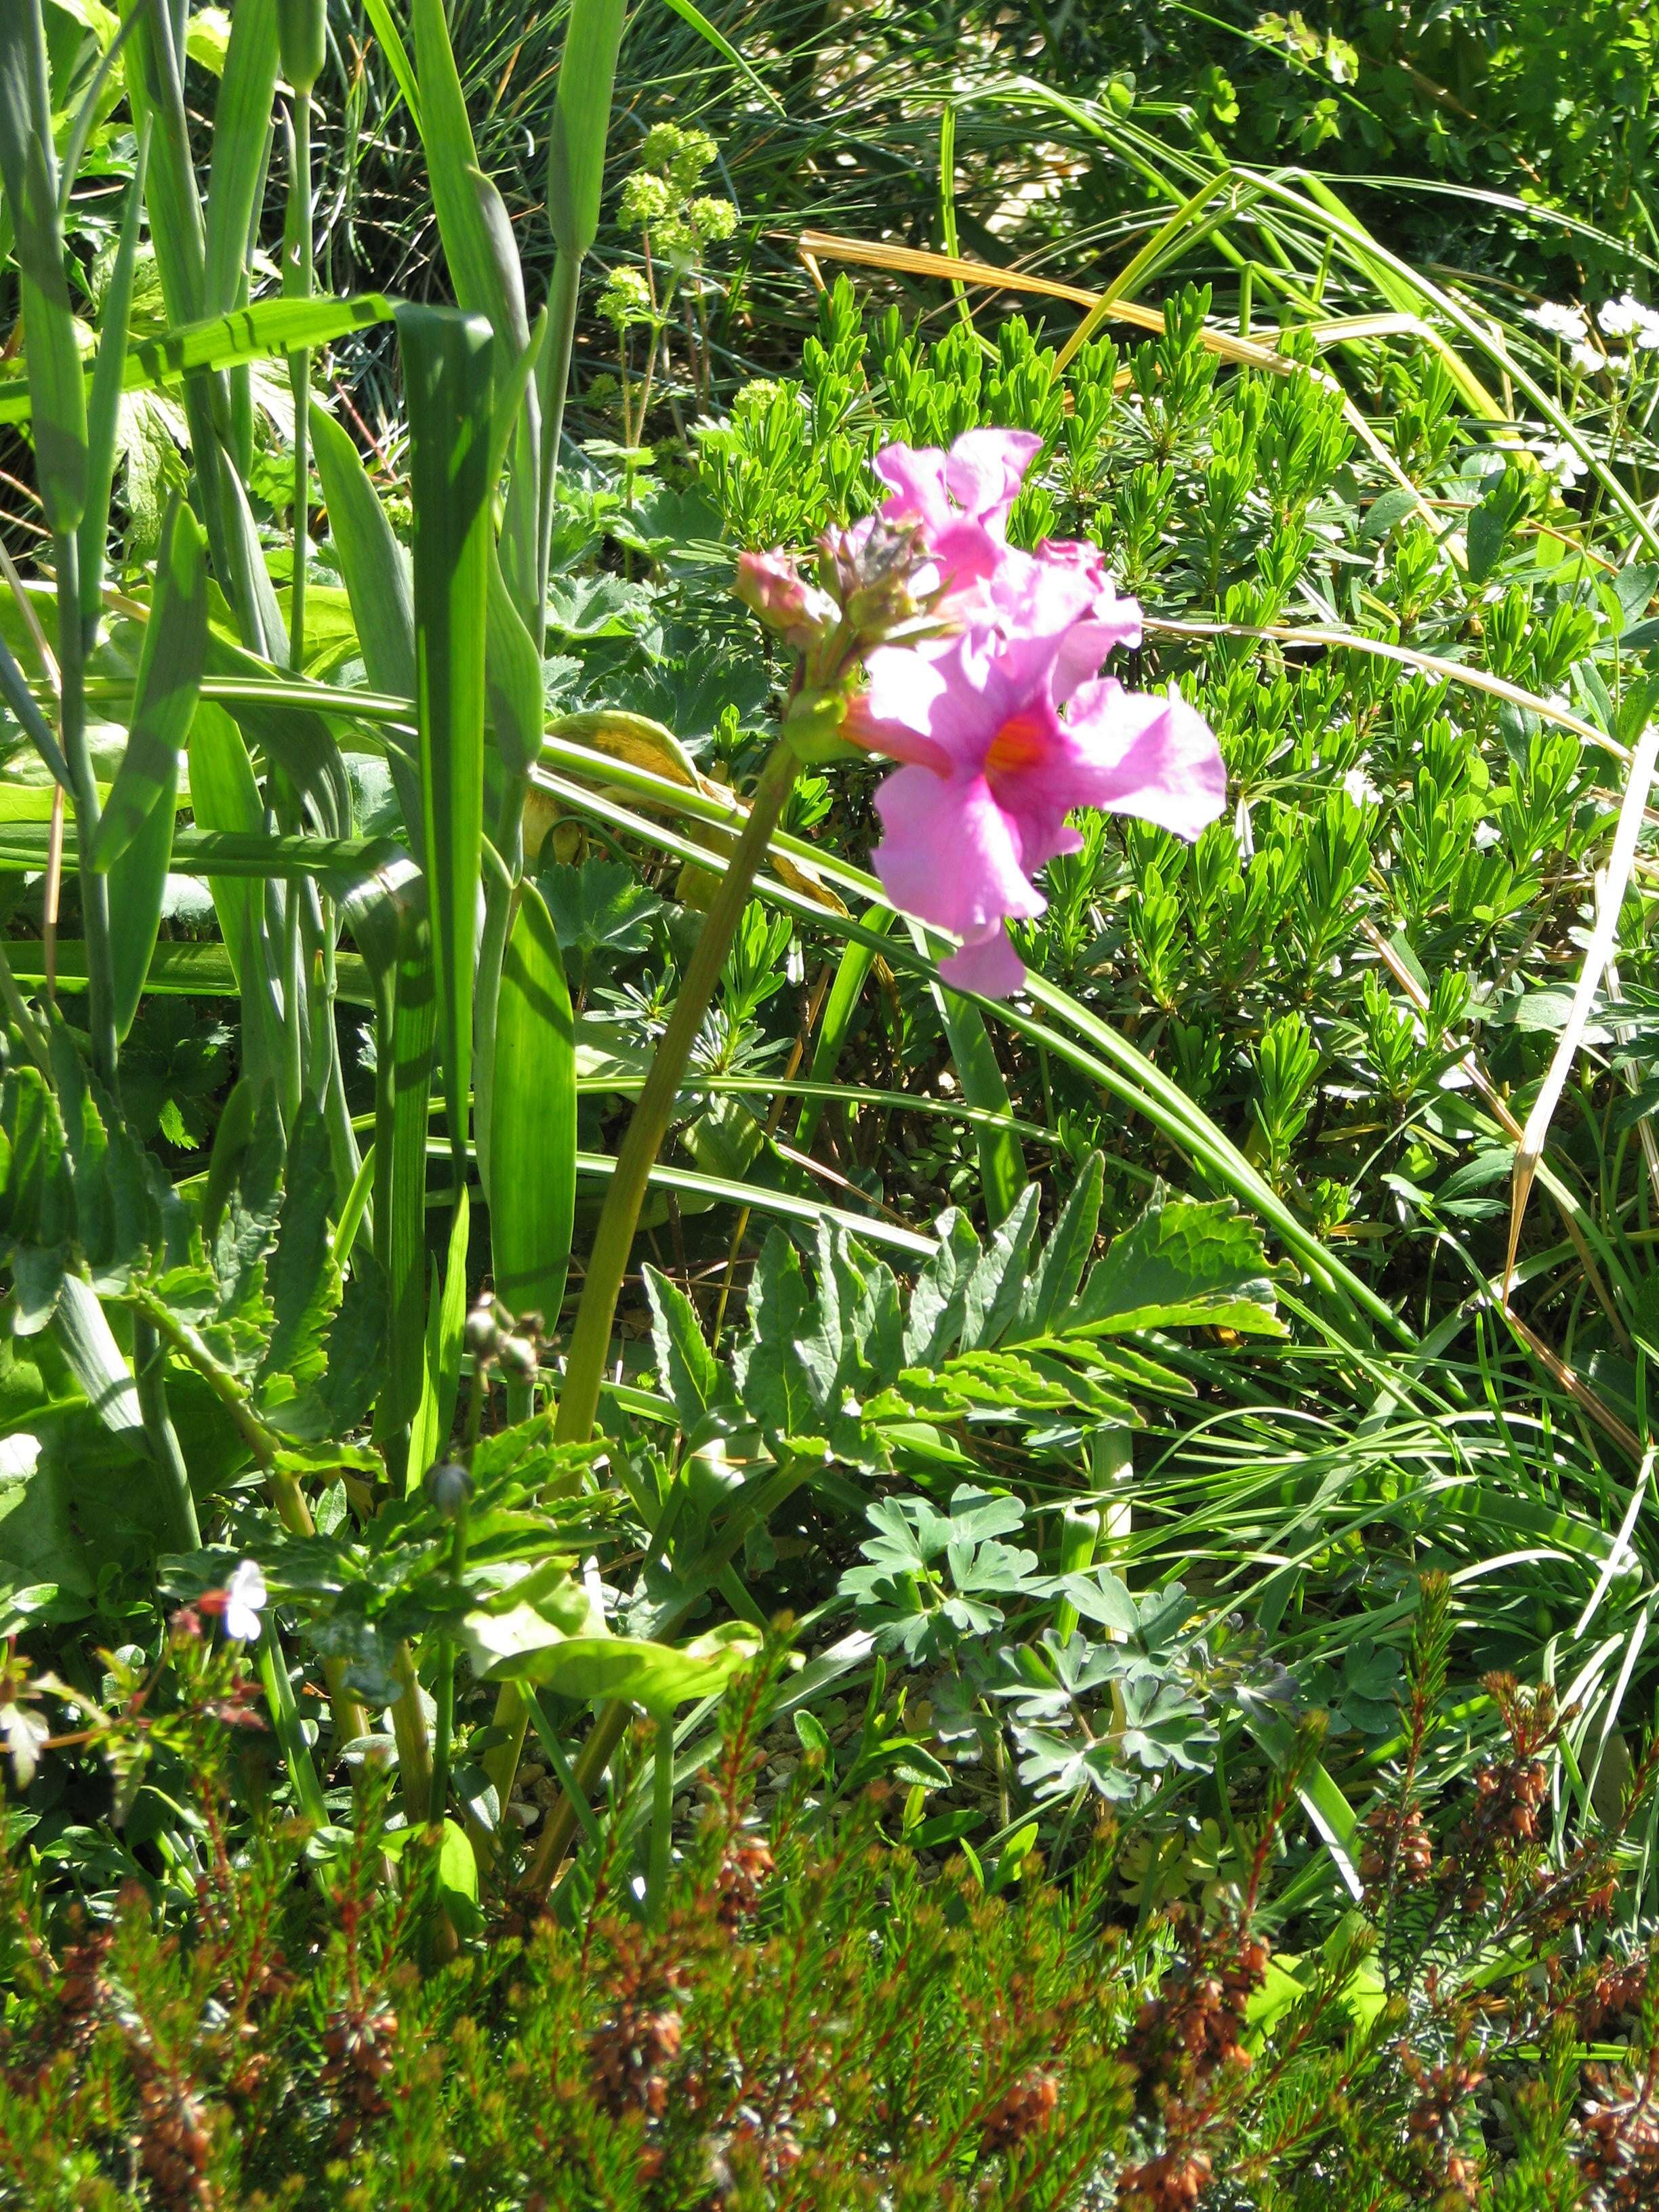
[1504,720,1659,1302]
[796,229,1442,537]
[1146,617,1629,764]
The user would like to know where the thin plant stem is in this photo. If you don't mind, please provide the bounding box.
[554,740,800,1446]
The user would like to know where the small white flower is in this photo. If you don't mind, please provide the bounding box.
[1473,819,1501,850]
[1526,300,1589,345]
[1599,292,1652,338]
[1570,340,1607,374]
[224,1559,268,1642]
[1343,764,1381,807]
[1533,439,1586,489]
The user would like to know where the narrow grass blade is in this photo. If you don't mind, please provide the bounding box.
[358,0,422,132]
[0,2,87,531]
[907,922,1025,1227]
[398,304,493,1170]
[119,0,207,325]
[657,0,781,113]
[408,0,525,345]
[1506,720,1659,1297]
[489,882,575,1326]
[796,905,892,1150]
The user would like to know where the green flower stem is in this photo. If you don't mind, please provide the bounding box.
[428,1500,470,1819]
[390,1639,433,1826]
[554,737,800,1448]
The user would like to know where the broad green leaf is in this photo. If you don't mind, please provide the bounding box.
[733,1231,816,1439]
[546,0,626,258]
[308,401,415,700]
[408,1183,469,1488]
[407,0,523,348]
[50,1275,145,1456]
[95,494,206,867]
[488,883,575,1328]
[203,0,279,317]
[0,1,87,529]
[340,851,433,1448]
[642,1263,722,1426]
[901,1208,981,1368]
[398,304,493,1168]
[1071,1183,1286,1337]
[470,1617,761,1713]
[187,701,284,1086]
[0,293,398,431]
[79,136,148,634]
[960,1183,1039,1351]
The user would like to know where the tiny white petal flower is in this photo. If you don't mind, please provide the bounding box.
[1599,293,1650,338]
[224,1559,268,1642]
[1526,300,1589,344]
[1472,820,1501,850]
[1343,764,1381,807]
[1570,340,1606,374]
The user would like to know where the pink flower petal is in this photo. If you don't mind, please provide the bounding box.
[943,428,1042,525]
[941,926,1028,997]
[873,443,952,531]
[873,763,1047,945]
[1061,678,1228,840]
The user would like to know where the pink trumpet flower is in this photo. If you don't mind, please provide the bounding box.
[856,622,1225,995]
[850,428,1226,994]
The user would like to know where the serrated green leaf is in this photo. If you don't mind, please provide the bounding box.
[960,1182,1039,1351]
[901,1208,980,1368]
[1071,1182,1286,1337]
[642,1263,723,1427]
[1009,1151,1103,1343]
[255,1108,337,1400]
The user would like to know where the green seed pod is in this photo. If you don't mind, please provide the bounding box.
[276,0,327,95]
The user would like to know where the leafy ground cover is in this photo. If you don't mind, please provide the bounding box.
[3,0,1659,2205]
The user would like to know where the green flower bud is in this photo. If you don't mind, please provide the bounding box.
[276,0,327,94]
